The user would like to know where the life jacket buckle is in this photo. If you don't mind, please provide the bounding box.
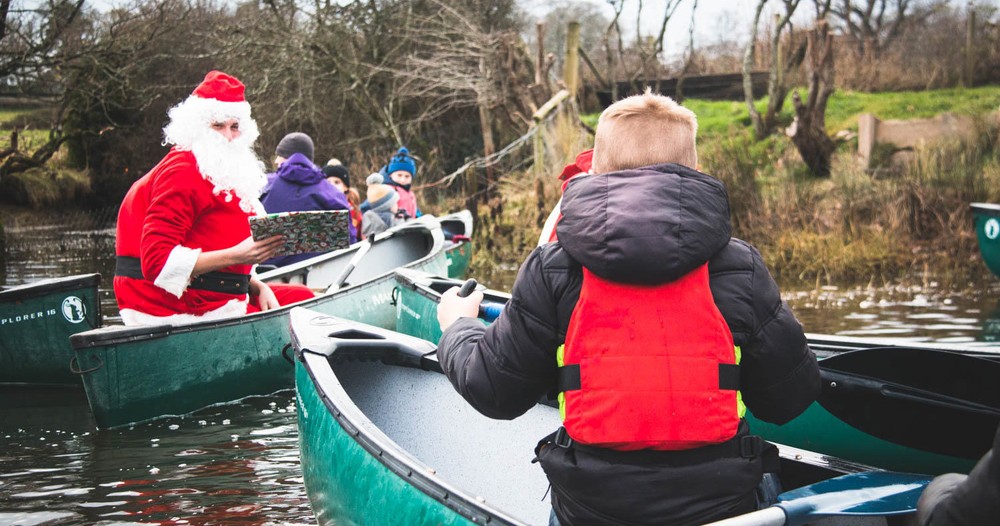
[554,426,574,448]
[739,435,763,459]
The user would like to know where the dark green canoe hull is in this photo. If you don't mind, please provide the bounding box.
[391,269,989,476]
[292,308,895,526]
[71,222,447,429]
[971,203,1000,278]
[0,274,101,385]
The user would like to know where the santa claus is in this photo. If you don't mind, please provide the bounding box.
[114,70,313,326]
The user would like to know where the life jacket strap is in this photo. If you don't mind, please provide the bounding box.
[557,362,741,392]
[538,425,776,465]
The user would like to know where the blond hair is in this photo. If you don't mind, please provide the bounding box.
[591,91,698,173]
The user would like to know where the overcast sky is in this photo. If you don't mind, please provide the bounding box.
[519,0,762,55]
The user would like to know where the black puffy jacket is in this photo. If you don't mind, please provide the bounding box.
[438,164,820,525]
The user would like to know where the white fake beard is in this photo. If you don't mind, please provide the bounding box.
[189,131,268,215]
[163,97,267,215]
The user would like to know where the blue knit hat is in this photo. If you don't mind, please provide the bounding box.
[387,147,416,177]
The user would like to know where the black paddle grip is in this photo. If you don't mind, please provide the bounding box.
[458,279,478,298]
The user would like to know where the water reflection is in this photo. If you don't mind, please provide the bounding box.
[0,388,312,525]
[785,285,1000,349]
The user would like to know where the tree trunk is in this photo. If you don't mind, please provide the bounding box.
[743,0,768,140]
[791,21,836,177]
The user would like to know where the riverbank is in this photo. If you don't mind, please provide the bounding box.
[444,86,1000,291]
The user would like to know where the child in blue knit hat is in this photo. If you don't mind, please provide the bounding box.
[384,146,421,219]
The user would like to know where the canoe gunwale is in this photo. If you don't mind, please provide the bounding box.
[0,273,101,303]
[970,202,1000,215]
[299,348,526,526]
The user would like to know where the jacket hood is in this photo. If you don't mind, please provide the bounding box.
[556,163,731,284]
[276,153,325,185]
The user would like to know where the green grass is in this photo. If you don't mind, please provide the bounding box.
[585,85,1000,138]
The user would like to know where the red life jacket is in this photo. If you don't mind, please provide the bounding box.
[557,265,744,451]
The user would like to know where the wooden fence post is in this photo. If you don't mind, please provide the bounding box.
[563,22,580,100]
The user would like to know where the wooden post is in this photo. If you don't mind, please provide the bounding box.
[536,22,546,87]
[563,21,580,100]
[857,113,880,169]
[963,3,976,87]
[532,89,571,180]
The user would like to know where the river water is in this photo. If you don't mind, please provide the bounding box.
[2,209,999,525]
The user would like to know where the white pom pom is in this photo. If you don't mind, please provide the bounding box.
[367,172,384,185]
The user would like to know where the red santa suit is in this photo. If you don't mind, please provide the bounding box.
[114,71,312,326]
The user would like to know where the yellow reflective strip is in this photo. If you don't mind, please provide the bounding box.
[734,345,746,417]
[556,344,567,420]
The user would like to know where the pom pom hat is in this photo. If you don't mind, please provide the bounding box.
[163,70,259,149]
[387,146,417,177]
[366,172,399,207]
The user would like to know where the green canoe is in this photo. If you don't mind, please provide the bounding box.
[391,268,1000,475]
[69,218,448,429]
[0,273,102,385]
[291,307,920,526]
[439,210,474,279]
[971,202,1000,278]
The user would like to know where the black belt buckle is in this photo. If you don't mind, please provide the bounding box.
[553,427,574,449]
[740,435,763,459]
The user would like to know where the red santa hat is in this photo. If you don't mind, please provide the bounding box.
[163,70,259,148]
[192,70,246,102]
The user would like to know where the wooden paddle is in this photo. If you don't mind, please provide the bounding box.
[818,347,1000,460]
[326,236,376,294]
[703,471,932,526]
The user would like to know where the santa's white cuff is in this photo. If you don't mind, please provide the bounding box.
[154,245,202,298]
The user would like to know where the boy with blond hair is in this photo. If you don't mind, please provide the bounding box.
[538,91,700,244]
[437,92,819,525]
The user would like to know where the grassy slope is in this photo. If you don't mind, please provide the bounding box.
[507,85,1000,289]
[678,85,1000,138]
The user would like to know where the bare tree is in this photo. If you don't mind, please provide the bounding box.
[604,0,627,101]
[791,20,836,177]
[0,0,87,179]
[674,0,698,100]
[384,1,537,200]
[830,0,944,57]
[743,0,807,140]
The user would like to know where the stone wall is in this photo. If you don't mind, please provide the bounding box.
[858,111,999,168]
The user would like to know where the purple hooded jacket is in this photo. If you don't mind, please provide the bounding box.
[260,152,357,266]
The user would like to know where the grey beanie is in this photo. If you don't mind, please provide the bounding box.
[275,132,314,161]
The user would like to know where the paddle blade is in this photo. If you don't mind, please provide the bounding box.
[703,471,932,526]
[819,348,1000,460]
[778,472,931,526]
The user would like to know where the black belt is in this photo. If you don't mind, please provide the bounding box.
[115,256,250,295]
[537,422,778,470]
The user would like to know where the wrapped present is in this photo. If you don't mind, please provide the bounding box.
[250,210,351,256]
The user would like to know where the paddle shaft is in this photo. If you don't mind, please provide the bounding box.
[702,507,785,526]
[458,279,478,297]
[327,236,375,293]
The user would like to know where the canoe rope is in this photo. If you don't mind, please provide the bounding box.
[69,354,104,374]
